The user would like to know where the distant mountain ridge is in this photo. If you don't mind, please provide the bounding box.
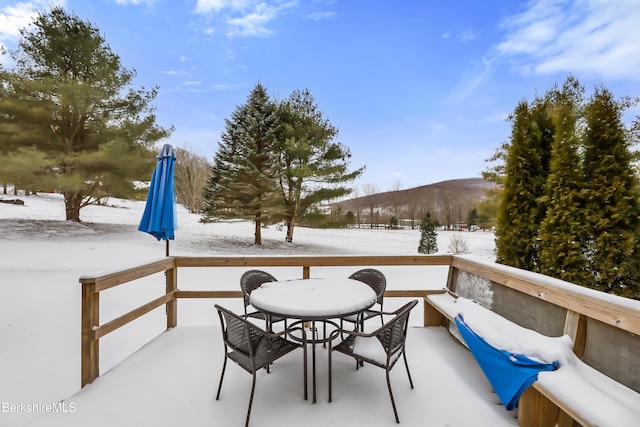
[331,178,495,226]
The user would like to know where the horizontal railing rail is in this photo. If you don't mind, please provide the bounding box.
[450,256,640,333]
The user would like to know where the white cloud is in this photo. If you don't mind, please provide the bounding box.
[446,55,493,104]
[226,1,296,37]
[181,80,202,86]
[307,11,335,20]
[497,0,640,80]
[194,0,296,38]
[457,30,475,42]
[0,1,58,40]
[195,0,258,14]
[442,30,475,42]
[226,3,277,37]
[113,0,158,5]
[0,1,64,64]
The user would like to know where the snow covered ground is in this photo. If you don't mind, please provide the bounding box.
[0,193,497,426]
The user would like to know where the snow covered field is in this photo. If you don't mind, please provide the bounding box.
[0,193,496,426]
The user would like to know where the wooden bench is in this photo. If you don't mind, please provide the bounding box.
[424,289,640,427]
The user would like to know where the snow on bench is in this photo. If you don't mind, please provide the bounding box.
[425,291,640,427]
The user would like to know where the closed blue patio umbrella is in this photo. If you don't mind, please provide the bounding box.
[138,144,177,256]
[454,314,559,410]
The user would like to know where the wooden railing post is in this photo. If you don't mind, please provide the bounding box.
[563,310,586,358]
[166,266,177,329]
[302,265,310,279]
[81,280,99,387]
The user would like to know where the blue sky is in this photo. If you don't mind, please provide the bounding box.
[1,0,639,193]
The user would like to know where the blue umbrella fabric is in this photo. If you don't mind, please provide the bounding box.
[454,314,559,410]
[138,144,177,255]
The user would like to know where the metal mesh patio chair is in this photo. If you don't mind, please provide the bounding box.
[328,299,418,423]
[240,270,287,332]
[341,268,387,331]
[215,304,308,427]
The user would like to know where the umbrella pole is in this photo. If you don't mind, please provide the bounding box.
[166,240,170,257]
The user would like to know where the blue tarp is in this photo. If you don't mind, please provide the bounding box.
[138,144,176,251]
[455,314,558,410]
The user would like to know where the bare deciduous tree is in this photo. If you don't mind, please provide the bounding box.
[174,146,210,213]
[448,234,470,254]
[362,183,380,228]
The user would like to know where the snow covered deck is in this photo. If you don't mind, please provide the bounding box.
[26,325,518,427]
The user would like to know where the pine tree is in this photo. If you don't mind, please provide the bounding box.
[201,83,281,245]
[467,207,479,230]
[0,147,49,194]
[581,87,640,296]
[538,77,591,285]
[418,212,438,254]
[0,7,170,221]
[495,97,554,270]
[276,89,364,242]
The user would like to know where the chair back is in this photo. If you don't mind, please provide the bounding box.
[240,270,277,310]
[349,268,386,305]
[377,300,418,357]
[216,304,264,359]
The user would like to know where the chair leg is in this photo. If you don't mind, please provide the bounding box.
[402,351,414,389]
[245,372,257,427]
[328,347,333,402]
[303,340,308,401]
[386,368,400,424]
[264,316,272,373]
[216,356,228,400]
[323,321,327,348]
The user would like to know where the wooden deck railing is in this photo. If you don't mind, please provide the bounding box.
[80,255,452,386]
[79,254,640,393]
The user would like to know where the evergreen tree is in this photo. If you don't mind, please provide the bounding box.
[538,77,591,284]
[581,87,640,296]
[0,147,49,195]
[495,97,554,270]
[201,83,281,245]
[466,207,479,230]
[418,212,438,254]
[276,89,364,242]
[0,7,170,221]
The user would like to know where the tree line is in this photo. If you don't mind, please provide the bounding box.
[486,76,640,298]
[332,178,494,230]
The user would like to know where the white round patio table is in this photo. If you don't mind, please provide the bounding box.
[250,278,377,403]
[249,277,377,319]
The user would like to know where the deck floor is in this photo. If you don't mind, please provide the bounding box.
[26,325,519,427]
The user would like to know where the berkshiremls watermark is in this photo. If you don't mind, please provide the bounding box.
[2,401,76,414]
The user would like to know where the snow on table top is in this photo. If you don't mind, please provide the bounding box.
[249,278,377,318]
